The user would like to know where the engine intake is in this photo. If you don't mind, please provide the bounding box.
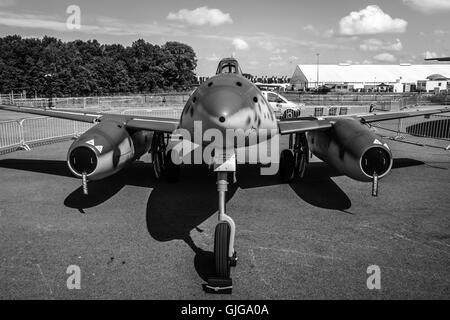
[361,147,391,178]
[69,147,97,175]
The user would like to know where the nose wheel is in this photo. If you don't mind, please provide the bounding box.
[214,222,231,278]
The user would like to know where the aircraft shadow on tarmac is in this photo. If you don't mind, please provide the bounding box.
[0,157,425,281]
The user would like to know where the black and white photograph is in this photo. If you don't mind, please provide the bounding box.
[0,0,449,306]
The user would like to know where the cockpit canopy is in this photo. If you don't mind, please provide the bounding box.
[216,58,243,75]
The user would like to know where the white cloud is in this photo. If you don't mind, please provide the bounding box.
[323,29,335,38]
[232,38,249,51]
[403,0,450,14]
[360,38,403,51]
[434,29,450,35]
[269,61,288,68]
[373,53,397,62]
[248,32,352,52]
[273,48,287,54]
[269,56,283,61]
[167,7,232,26]
[424,51,439,59]
[339,5,408,35]
[258,40,288,55]
[258,39,275,51]
[0,0,15,7]
[0,11,186,37]
[0,11,68,32]
[303,24,335,38]
[205,53,221,62]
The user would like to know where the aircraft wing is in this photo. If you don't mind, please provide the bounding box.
[0,104,179,133]
[425,57,450,61]
[278,106,450,135]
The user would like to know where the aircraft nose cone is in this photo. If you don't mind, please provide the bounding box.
[200,87,244,122]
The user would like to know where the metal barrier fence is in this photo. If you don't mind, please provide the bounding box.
[372,114,450,141]
[0,107,181,154]
[283,92,450,105]
[294,105,369,118]
[0,120,21,151]
[0,117,93,154]
[118,108,183,118]
[11,94,191,109]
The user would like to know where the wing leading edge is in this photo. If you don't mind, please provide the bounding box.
[0,104,179,133]
[278,106,450,135]
[2,104,448,136]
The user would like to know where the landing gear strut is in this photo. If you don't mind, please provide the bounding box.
[82,172,88,195]
[205,151,237,294]
[372,172,379,197]
[151,132,180,182]
[151,132,166,180]
[279,133,309,182]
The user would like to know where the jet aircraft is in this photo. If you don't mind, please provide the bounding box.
[1,58,449,292]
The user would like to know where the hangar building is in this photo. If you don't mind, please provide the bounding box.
[290,64,450,93]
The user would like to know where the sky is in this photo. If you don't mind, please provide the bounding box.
[0,0,449,76]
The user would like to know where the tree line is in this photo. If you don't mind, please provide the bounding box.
[0,35,198,97]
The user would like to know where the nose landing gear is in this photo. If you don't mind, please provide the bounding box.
[205,152,237,294]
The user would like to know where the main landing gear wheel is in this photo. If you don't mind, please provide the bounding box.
[279,149,295,182]
[295,150,307,179]
[164,149,180,182]
[151,133,166,180]
[214,222,231,278]
[294,133,309,180]
[281,133,309,182]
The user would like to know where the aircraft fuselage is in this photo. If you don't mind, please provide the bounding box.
[179,71,279,149]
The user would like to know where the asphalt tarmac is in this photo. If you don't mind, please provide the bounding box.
[0,137,449,299]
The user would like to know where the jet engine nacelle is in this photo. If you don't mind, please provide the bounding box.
[307,119,393,182]
[67,120,153,181]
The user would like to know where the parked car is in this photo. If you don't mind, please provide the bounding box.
[260,90,304,119]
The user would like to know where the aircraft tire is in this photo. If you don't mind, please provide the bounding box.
[152,149,164,180]
[296,151,307,179]
[214,222,231,278]
[151,133,166,180]
[279,149,295,182]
